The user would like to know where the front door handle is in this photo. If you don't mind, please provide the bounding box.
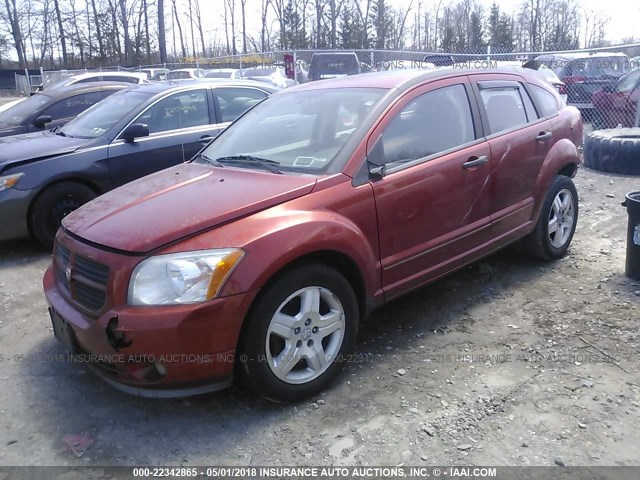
[536,131,553,142]
[199,135,215,145]
[462,155,489,169]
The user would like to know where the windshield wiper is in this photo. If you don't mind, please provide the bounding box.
[193,151,221,166]
[216,155,282,174]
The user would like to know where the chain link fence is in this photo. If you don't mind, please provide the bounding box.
[11,43,640,132]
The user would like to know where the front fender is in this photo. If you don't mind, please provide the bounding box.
[221,207,380,298]
[531,137,580,223]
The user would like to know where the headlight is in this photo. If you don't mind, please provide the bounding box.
[0,173,24,192]
[128,248,244,306]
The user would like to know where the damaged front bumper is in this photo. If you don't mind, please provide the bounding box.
[43,266,258,398]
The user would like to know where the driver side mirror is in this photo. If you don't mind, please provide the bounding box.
[32,115,52,128]
[367,135,387,179]
[122,123,149,142]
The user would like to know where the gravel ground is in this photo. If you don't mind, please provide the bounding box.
[0,166,638,467]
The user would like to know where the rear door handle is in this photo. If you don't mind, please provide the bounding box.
[536,131,553,142]
[462,155,488,169]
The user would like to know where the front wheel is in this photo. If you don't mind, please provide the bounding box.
[519,175,578,260]
[29,182,97,249]
[236,263,358,402]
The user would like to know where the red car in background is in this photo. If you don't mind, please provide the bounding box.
[593,68,640,128]
[44,69,583,402]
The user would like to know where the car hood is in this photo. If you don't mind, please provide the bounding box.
[0,131,89,171]
[63,163,318,253]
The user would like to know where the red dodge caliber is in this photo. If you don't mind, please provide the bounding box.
[44,68,583,402]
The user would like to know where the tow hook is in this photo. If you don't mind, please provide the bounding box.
[106,316,132,351]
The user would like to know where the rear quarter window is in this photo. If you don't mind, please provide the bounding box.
[530,84,559,117]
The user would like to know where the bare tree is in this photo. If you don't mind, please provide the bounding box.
[51,0,67,65]
[69,0,85,65]
[193,0,206,57]
[271,0,286,49]
[158,0,167,62]
[171,0,186,57]
[226,0,237,54]
[240,0,247,53]
[90,0,105,60]
[260,0,271,52]
[143,0,151,60]
[393,0,414,49]
[119,0,132,62]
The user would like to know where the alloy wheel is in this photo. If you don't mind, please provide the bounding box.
[548,188,575,248]
[265,286,345,384]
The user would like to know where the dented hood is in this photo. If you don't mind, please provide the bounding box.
[63,163,317,253]
[0,131,92,171]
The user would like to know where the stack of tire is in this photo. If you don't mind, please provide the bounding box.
[583,128,640,175]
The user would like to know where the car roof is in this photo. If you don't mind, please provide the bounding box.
[311,51,358,57]
[68,71,147,80]
[536,52,628,60]
[281,67,543,92]
[39,81,130,98]
[120,79,279,95]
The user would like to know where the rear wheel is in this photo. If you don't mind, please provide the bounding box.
[237,263,358,402]
[29,182,97,249]
[519,175,578,260]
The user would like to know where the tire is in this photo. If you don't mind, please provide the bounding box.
[236,263,358,402]
[29,182,97,249]
[519,175,578,260]
[583,128,640,175]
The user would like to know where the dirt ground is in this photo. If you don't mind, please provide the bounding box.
[0,166,638,468]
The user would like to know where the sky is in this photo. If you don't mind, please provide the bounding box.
[197,0,639,49]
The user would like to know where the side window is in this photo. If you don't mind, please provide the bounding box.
[215,88,268,123]
[519,85,539,121]
[136,90,210,134]
[479,87,528,134]
[530,84,559,117]
[76,77,102,83]
[41,92,104,120]
[381,84,476,167]
[616,71,640,92]
[104,75,138,84]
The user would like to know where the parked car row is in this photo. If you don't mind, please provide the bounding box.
[0,80,278,247]
[592,67,640,128]
[536,51,632,113]
[0,82,128,137]
[20,67,583,401]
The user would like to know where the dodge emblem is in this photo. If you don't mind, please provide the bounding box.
[65,266,72,284]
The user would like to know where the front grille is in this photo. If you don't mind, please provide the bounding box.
[54,243,109,313]
[75,256,109,285]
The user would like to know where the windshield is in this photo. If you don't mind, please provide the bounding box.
[0,94,51,127]
[198,88,385,175]
[60,90,152,138]
[243,68,276,77]
[206,71,233,78]
[311,55,360,74]
[167,71,193,79]
[571,56,630,77]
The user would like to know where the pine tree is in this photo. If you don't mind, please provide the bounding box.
[488,3,514,53]
[469,11,486,51]
[370,0,392,49]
